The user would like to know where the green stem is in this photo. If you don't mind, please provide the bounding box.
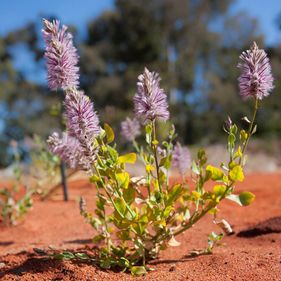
[96,148,135,219]
[133,140,151,197]
[132,140,140,153]
[93,162,124,219]
[114,177,136,219]
[239,98,259,165]
[152,120,161,193]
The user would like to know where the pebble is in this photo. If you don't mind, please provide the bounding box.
[169,264,176,272]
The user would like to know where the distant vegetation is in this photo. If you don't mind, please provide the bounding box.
[0,0,280,167]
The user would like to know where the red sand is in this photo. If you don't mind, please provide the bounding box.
[0,173,281,280]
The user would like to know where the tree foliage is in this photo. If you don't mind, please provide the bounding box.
[0,0,280,167]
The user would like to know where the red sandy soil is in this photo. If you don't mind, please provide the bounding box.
[0,173,281,280]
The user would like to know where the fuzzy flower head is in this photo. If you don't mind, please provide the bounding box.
[121,117,141,142]
[172,142,191,175]
[47,132,85,169]
[42,19,79,91]
[134,68,169,123]
[64,90,100,142]
[238,42,274,100]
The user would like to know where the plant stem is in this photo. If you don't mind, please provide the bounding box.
[134,140,151,197]
[133,140,140,153]
[93,162,124,219]
[239,98,259,165]
[152,120,161,193]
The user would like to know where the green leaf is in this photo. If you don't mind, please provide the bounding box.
[159,155,172,169]
[114,198,126,217]
[118,153,136,164]
[228,133,236,144]
[207,231,224,253]
[166,184,182,207]
[118,257,130,268]
[107,145,118,160]
[192,161,200,175]
[152,140,159,145]
[100,259,112,269]
[229,165,244,182]
[54,251,75,260]
[239,191,255,206]
[90,174,100,183]
[197,148,207,166]
[206,165,224,181]
[163,205,174,218]
[96,196,106,211]
[231,124,238,135]
[139,214,149,224]
[159,169,167,185]
[145,164,154,173]
[104,123,115,143]
[226,191,255,206]
[213,185,226,196]
[145,124,152,134]
[116,172,130,189]
[75,253,89,260]
[240,130,248,143]
[233,146,243,159]
[93,234,105,243]
[145,124,152,144]
[131,266,147,276]
[123,185,135,204]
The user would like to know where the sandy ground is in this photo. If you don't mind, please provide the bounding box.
[0,173,281,280]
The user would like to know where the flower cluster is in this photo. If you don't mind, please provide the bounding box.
[64,90,100,142]
[121,117,141,142]
[47,132,84,169]
[172,142,191,175]
[238,42,274,100]
[134,68,169,123]
[42,19,79,91]
[43,19,100,172]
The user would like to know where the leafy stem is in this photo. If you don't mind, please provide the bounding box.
[239,98,259,165]
[152,120,161,193]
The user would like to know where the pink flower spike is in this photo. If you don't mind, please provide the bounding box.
[172,142,191,175]
[121,117,141,142]
[238,42,274,100]
[134,68,169,123]
[42,19,79,91]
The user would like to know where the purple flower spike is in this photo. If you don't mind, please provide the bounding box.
[42,19,79,91]
[172,142,191,175]
[64,90,100,142]
[121,117,141,142]
[134,68,169,123]
[47,132,86,169]
[238,42,274,100]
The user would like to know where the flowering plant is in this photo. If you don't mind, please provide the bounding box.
[28,135,61,198]
[0,142,33,226]
[43,19,273,275]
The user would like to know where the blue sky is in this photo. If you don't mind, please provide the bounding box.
[231,0,280,45]
[0,0,113,37]
[0,0,280,45]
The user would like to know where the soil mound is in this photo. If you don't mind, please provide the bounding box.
[237,216,281,237]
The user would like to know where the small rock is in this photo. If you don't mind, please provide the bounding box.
[169,264,176,272]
